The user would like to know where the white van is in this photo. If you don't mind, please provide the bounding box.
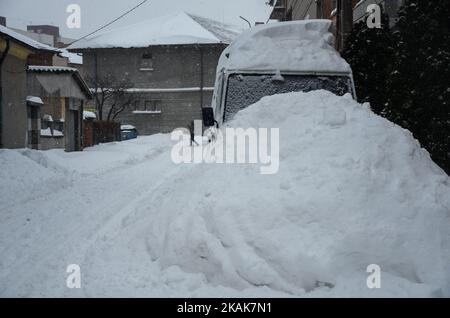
[202,19,356,127]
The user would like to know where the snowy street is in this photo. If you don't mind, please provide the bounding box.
[1,91,449,297]
[0,134,181,296]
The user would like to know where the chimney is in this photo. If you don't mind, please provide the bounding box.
[0,16,6,27]
[27,25,60,46]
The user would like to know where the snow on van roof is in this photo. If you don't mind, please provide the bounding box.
[218,20,351,74]
[68,12,241,50]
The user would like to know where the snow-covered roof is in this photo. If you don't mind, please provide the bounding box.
[67,12,241,50]
[0,25,59,53]
[26,96,44,105]
[218,19,351,74]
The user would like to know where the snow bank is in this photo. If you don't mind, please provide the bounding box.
[218,20,351,73]
[1,91,449,297]
[145,91,450,297]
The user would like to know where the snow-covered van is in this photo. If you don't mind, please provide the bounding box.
[202,20,356,127]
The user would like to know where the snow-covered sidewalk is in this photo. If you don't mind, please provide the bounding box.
[1,91,449,297]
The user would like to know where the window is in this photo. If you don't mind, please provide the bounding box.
[140,53,154,71]
[133,100,162,114]
[145,100,161,112]
[317,0,324,18]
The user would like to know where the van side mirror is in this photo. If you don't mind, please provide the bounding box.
[202,107,216,127]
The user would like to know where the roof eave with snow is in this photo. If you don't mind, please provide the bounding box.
[0,25,60,53]
[67,12,240,51]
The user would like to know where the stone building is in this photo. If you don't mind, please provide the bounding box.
[68,12,240,135]
[1,24,91,151]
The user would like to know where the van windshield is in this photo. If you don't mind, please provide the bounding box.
[223,74,353,122]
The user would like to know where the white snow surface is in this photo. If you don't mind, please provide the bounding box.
[68,12,241,50]
[121,125,137,131]
[0,91,449,297]
[218,20,351,73]
[26,96,44,105]
[0,25,59,52]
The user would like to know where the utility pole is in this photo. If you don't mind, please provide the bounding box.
[336,0,353,52]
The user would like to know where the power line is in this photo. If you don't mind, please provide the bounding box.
[68,0,149,46]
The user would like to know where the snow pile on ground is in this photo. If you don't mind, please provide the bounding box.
[0,91,449,297]
[0,135,170,211]
[219,20,351,73]
[145,90,450,297]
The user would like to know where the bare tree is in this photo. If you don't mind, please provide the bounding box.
[86,74,141,121]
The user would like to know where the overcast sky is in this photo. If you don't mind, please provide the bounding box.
[0,0,273,39]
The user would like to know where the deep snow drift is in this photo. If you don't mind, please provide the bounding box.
[0,91,449,297]
[146,91,450,297]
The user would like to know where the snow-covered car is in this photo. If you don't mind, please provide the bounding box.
[203,20,356,127]
[121,124,138,140]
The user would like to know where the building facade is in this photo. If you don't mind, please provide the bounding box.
[69,12,240,136]
[0,25,59,149]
